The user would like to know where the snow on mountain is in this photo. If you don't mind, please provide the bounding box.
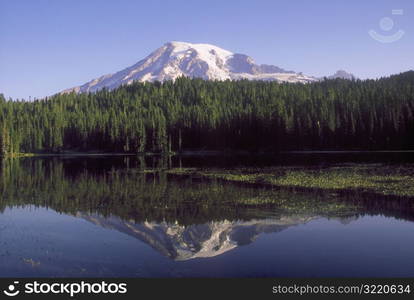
[62,41,317,94]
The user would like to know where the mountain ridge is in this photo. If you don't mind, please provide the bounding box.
[62,41,318,94]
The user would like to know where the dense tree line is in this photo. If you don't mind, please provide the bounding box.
[0,71,413,155]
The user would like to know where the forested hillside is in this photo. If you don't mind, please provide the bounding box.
[1,71,413,155]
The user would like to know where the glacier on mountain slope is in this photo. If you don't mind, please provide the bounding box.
[62,41,318,94]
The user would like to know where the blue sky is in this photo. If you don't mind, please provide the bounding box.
[0,0,413,99]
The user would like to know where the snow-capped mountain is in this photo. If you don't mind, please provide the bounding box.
[62,41,317,94]
[327,70,356,80]
[78,212,316,260]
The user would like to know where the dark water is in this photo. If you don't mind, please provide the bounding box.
[0,154,414,277]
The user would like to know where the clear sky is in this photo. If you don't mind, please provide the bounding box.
[0,0,413,99]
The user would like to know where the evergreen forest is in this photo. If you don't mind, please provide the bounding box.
[1,71,413,155]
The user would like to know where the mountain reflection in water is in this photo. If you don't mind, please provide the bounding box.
[79,213,316,260]
[1,156,414,277]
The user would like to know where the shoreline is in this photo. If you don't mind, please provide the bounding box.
[4,149,414,158]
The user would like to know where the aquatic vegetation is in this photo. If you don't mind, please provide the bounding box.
[166,164,414,197]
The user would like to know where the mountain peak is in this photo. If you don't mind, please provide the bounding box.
[62,42,317,94]
[328,70,356,80]
[166,41,233,55]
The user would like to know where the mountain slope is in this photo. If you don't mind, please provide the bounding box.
[62,41,317,94]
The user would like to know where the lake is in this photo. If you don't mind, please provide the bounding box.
[0,153,414,277]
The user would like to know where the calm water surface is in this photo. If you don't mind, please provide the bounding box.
[0,153,413,277]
